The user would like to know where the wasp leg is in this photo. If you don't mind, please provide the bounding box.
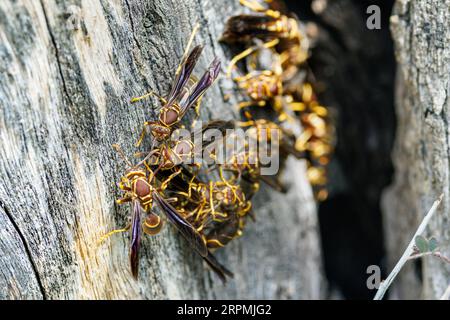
[164,197,179,203]
[176,22,200,75]
[239,0,281,18]
[112,144,133,167]
[97,225,131,245]
[288,102,306,112]
[218,166,240,201]
[238,100,266,111]
[159,168,182,191]
[131,90,167,104]
[194,95,203,117]
[226,39,279,78]
[136,121,159,147]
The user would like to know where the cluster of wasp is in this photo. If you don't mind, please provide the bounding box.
[99,0,333,282]
[221,0,334,201]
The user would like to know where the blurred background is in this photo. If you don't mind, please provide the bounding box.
[285,0,396,299]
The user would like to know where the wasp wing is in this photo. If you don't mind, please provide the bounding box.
[178,57,221,116]
[152,191,208,257]
[203,252,234,284]
[221,14,279,43]
[130,200,143,279]
[166,45,204,107]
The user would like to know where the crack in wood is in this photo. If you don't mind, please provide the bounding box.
[39,0,75,108]
[0,200,46,299]
[124,0,143,52]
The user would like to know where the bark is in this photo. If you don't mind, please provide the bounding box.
[383,0,450,299]
[0,0,324,299]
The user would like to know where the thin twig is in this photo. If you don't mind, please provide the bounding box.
[440,284,450,300]
[408,251,450,264]
[373,193,444,300]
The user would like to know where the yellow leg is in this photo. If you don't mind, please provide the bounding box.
[165,197,178,203]
[236,119,257,128]
[160,168,182,191]
[239,0,280,18]
[97,225,130,245]
[289,102,306,112]
[194,95,203,117]
[135,121,158,147]
[135,127,147,147]
[208,182,228,220]
[131,91,167,104]
[219,167,241,203]
[226,39,279,78]
[194,203,205,222]
[238,101,266,110]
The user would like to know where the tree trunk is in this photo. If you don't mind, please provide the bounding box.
[0,0,324,299]
[383,0,450,299]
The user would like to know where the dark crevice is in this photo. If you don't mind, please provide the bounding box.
[39,0,74,108]
[0,200,47,299]
[285,0,396,299]
[124,0,143,52]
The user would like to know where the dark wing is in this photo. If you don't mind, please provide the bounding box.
[152,191,208,257]
[203,252,234,284]
[166,45,204,107]
[151,165,202,203]
[200,120,235,135]
[178,57,221,116]
[258,175,287,193]
[192,120,235,150]
[130,200,143,279]
[220,14,278,43]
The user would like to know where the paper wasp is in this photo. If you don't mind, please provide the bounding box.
[197,119,292,195]
[168,171,253,249]
[221,0,308,83]
[100,145,233,282]
[293,83,334,201]
[221,0,300,44]
[135,138,196,170]
[224,39,306,124]
[132,24,221,144]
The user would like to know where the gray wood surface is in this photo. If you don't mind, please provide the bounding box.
[383,0,450,299]
[0,0,324,299]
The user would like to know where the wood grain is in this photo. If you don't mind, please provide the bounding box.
[0,0,324,299]
[383,0,450,299]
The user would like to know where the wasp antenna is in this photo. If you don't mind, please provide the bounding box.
[148,162,164,184]
[177,22,201,75]
[112,144,133,167]
[135,149,159,168]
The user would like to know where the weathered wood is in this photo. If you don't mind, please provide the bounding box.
[0,0,324,299]
[383,0,450,299]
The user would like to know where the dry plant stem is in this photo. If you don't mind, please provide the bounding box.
[408,252,450,264]
[374,193,444,300]
[440,284,450,300]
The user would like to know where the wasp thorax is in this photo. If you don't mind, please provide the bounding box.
[134,179,151,198]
